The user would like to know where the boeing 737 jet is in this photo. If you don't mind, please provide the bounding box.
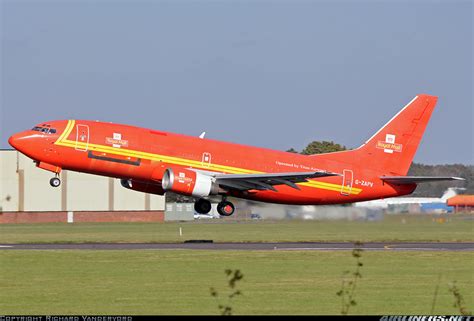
[8,94,463,216]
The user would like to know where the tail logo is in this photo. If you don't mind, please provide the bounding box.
[376,134,403,154]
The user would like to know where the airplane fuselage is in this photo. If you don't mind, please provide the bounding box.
[9,119,415,205]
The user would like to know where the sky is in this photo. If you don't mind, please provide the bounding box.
[1,0,472,165]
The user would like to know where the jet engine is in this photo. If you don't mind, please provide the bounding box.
[161,168,218,197]
[120,179,165,195]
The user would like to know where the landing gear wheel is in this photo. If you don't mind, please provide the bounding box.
[217,201,235,216]
[194,198,212,214]
[50,177,61,187]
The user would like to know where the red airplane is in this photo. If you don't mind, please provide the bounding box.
[8,94,463,216]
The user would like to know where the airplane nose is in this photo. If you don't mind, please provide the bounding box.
[8,133,26,151]
[8,134,19,149]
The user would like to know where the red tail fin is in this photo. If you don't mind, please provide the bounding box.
[356,94,438,175]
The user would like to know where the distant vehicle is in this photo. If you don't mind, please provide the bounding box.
[354,187,465,210]
[9,94,463,217]
[302,213,314,220]
[193,213,217,220]
[250,213,262,220]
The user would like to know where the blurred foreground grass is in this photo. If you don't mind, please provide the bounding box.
[0,250,472,315]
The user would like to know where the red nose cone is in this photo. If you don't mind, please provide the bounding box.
[8,133,28,152]
[8,134,19,149]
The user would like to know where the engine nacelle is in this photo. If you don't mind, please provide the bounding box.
[120,179,166,195]
[161,168,218,197]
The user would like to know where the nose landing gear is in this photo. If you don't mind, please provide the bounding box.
[49,175,61,187]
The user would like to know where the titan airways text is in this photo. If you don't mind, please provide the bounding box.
[9,94,463,216]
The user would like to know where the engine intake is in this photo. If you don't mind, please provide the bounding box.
[161,168,218,197]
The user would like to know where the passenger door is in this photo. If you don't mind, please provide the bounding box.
[341,169,353,196]
[75,124,90,152]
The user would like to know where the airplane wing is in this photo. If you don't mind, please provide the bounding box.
[213,171,341,192]
[381,176,465,184]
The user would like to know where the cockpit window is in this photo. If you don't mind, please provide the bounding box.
[31,126,57,134]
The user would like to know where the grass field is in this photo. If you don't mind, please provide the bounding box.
[0,214,472,244]
[0,250,472,315]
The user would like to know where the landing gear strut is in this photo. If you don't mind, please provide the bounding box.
[50,176,61,187]
[194,198,212,214]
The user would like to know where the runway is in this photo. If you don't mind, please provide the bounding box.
[0,242,473,251]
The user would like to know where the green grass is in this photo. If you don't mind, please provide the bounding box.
[0,215,472,244]
[0,250,472,315]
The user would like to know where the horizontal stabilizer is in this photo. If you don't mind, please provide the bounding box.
[381,176,465,184]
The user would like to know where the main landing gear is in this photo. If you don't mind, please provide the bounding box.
[49,175,61,187]
[194,198,212,214]
[194,197,236,216]
[217,200,235,216]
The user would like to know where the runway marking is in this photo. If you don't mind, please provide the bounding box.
[274,247,465,251]
[0,243,472,251]
[276,248,368,251]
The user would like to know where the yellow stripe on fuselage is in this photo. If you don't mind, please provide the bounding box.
[55,119,75,144]
[54,120,362,195]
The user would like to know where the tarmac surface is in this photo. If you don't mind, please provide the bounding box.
[0,242,473,251]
